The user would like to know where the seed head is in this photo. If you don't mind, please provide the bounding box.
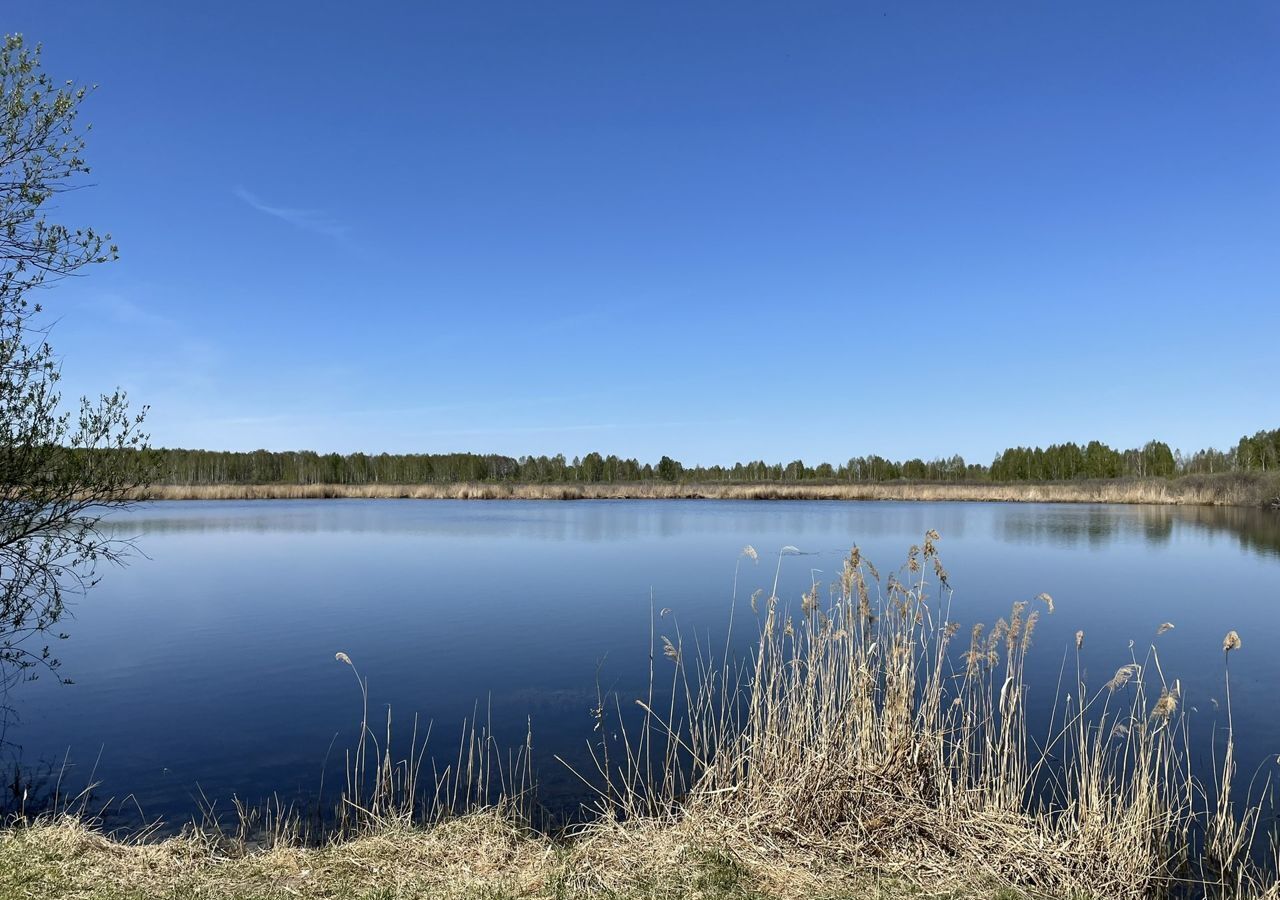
[1223,631,1241,654]
[802,589,819,617]
[335,651,353,666]
[661,635,680,663]
[1152,686,1180,721]
[1106,664,1139,692]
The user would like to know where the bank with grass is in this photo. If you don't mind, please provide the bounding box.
[0,815,1067,900]
[133,471,1280,507]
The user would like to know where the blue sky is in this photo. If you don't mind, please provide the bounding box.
[11,3,1278,465]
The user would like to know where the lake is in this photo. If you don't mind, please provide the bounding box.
[5,499,1279,829]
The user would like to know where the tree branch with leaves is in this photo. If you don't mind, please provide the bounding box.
[0,34,148,705]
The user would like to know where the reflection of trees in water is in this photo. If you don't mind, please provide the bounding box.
[997,505,1280,557]
[0,752,109,824]
[1175,506,1280,557]
[102,501,975,546]
[2,693,105,823]
[105,501,1280,559]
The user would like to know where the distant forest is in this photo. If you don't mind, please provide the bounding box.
[141,428,1280,486]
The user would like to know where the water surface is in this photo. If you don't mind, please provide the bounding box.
[6,500,1279,826]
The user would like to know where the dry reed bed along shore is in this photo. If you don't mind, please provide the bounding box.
[5,536,1280,899]
[133,473,1280,506]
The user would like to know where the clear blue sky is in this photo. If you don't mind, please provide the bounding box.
[11,3,1279,465]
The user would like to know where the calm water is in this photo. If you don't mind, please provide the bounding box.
[5,500,1280,827]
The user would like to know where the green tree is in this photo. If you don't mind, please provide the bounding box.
[1141,440,1176,478]
[579,451,604,482]
[0,35,147,695]
[657,455,682,482]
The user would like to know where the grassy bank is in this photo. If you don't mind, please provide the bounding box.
[0,814,1013,900]
[4,537,1278,899]
[133,472,1280,506]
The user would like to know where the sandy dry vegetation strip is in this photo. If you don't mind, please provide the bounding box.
[134,474,1280,506]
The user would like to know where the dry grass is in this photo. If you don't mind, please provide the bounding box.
[328,651,535,837]
[0,812,1004,899]
[578,538,1280,899]
[4,535,1279,899]
[0,813,549,900]
[131,472,1280,506]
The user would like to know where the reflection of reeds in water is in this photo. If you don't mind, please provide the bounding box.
[131,472,1280,506]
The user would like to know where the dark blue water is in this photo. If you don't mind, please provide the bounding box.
[4,500,1278,827]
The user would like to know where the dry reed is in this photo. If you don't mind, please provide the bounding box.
[576,536,1279,898]
[130,473,1280,506]
[327,651,534,839]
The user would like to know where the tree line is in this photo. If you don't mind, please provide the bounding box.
[137,428,1280,486]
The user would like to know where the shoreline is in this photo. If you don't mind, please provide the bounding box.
[131,474,1280,507]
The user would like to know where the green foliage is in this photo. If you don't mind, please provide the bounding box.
[135,428,1280,489]
[657,455,683,482]
[690,849,766,899]
[991,439,1179,481]
[1236,428,1280,473]
[0,34,146,695]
